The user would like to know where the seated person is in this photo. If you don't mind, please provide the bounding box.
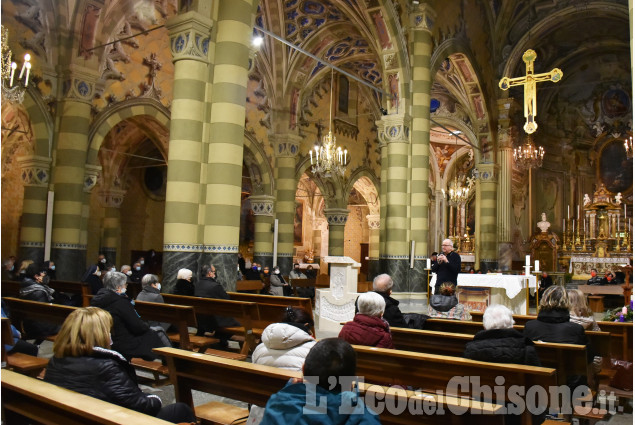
[194,265,239,342]
[90,271,167,361]
[44,307,196,424]
[82,265,103,295]
[587,268,603,285]
[367,273,407,328]
[289,263,306,279]
[464,304,540,366]
[602,270,616,285]
[120,265,133,282]
[136,274,171,332]
[427,282,472,321]
[173,268,194,296]
[538,271,553,298]
[568,289,600,331]
[245,263,262,280]
[16,259,33,281]
[268,266,289,296]
[260,338,380,424]
[19,263,61,342]
[339,291,394,349]
[305,264,317,279]
[1,299,38,356]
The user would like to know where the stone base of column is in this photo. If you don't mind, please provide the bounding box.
[479,259,498,273]
[498,243,513,271]
[384,258,409,292]
[276,255,293,275]
[51,247,86,281]
[162,251,200,293]
[18,246,45,265]
[100,248,117,268]
[253,253,273,269]
[408,260,428,292]
[367,259,381,281]
[200,252,238,292]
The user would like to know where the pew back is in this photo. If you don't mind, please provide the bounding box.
[131,300,199,351]
[227,292,313,317]
[235,280,264,292]
[2,280,90,306]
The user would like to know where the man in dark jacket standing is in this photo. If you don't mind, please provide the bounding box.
[431,239,461,293]
[194,264,239,338]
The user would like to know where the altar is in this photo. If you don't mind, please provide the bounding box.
[431,273,537,314]
[569,256,631,280]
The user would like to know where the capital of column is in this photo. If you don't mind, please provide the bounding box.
[473,163,498,183]
[366,214,381,230]
[272,133,302,158]
[497,125,514,150]
[59,65,101,104]
[165,11,213,63]
[97,188,127,208]
[249,195,275,216]
[409,3,437,32]
[84,165,102,193]
[17,155,52,187]
[325,208,349,226]
[376,114,411,145]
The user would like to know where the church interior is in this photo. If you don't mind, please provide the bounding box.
[1,0,635,423]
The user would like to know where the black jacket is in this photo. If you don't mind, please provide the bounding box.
[354,291,408,328]
[464,328,541,366]
[84,274,103,295]
[19,278,60,339]
[524,309,587,346]
[173,278,195,296]
[539,276,553,291]
[90,288,165,360]
[194,277,239,331]
[44,347,162,416]
[431,251,461,289]
[587,275,603,285]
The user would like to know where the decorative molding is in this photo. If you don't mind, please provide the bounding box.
[319,298,357,322]
[249,195,275,216]
[409,3,436,32]
[17,155,51,187]
[53,243,87,250]
[333,118,359,139]
[97,188,127,208]
[203,244,239,253]
[376,114,411,144]
[84,165,101,193]
[277,253,294,257]
[473,163,498,183]
[163,243,203,252]
[61,66,100,102]
[366,214,380,230]
[325,208,349,226]
[19,241,45,248]
[273,134,302,158]
[165,12,213,64]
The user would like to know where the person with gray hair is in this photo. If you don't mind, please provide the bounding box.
[369,273,408,328]
[339,291,394,348]
[464,304,540,366]
[91,271,168,360]
[136,274,170,332]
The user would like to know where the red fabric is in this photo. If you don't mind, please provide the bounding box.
[338,314,394,349]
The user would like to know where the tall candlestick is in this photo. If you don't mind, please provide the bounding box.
[426,258,431,269]
[562,219,565,231]
[525,255,530,266]
[577,205,580,219]
[534,260,540,272]
[568,205,570,220]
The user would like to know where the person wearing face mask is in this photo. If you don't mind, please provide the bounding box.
[82,265,104,295]
[136,274,171,332]
[245,262,261,280]
[19,263,61,342]
[174,268,194,296]
[268,266,289,296]
[2,258,16,281]
[90,271,168,361]
[97,253,108,271]
[130,262,143,283]
[194,265,239,344]
[587,268,603,285]
[120,265,133,282]
[289,263,306,279]
[44,260,57,281]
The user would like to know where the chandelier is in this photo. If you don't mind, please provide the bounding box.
[446,132,473,207]
[513,134,544,170]
[1,25,31,104]
[625,136,632,159]
[309,68,348,178]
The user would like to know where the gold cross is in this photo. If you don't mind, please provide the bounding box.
[499,49,563,134]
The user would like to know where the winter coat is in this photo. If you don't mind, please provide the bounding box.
[173,278,194,296]
[339,314,394,349]
[136,286,170,331]
[252,323,316,371]
[90,288,165,360]
[269,273,286,296]
[524,309,587,346]
[44,346,162,416]
[84,274,104,295]
[260,380,381,425]
[194,277,240,331]
[289,270,306,279]
[19,278,60,339]
[355,292,407,328]
[570,314,601,331]
[464,328,541,366]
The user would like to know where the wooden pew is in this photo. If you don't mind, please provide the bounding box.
[2,280,91,306]
[289,277,316,297]
[227,292,313,317]
[155,347,504,425]
[236,279,264,293]
[1,369,174,425]
[357,281,373,293]
[1,317,49,378]
[352,345,558,425]
[161,294,258,354]
[3,297,75,330]
[390,327,588,386]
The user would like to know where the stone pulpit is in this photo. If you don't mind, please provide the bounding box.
[315,256,361,333]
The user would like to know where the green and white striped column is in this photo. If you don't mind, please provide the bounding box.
[163,10,213,291]
[273,134,301,275]
[97,189,126,267]
[376,115,411,290]
[50,67,99,280]
[325,208,349,256]
[17,155,51,263]
[379,141,388,263]
[475,163,498,270]
[204,0,257,289]
[366,214,381,279]
[250,195,275,268]
[409,4,436,291]
[496,98,516,270]
[312,223,323,265]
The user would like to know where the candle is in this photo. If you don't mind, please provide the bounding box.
[9,62,16,87]
[568,205,570,220]
[426,258,431,269]
[622,306,628,315]
[584,219,586,234]
[573,219,575,231]
[535,260,540,272]
[309,150,313,164]
[525,255,530,266]
[24,62,30,86]
[577,205,579,219]
[563,219,565,231]
[344,149,347,164]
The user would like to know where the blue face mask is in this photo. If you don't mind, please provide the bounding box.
[50,265,55,271]
[135,267,141,271]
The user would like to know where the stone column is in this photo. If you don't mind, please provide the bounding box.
[250,195,275,268]
[366,214,381,280]
[408,3,436,292]
[50,67,99,280]
[325,208,349,256]
[497,98,516,270]
[273,134,301,274]
[17,155,52,263]
[163,10,213,291]
[203,0,257,290]
[474,163,498,271]
[378,141,388,270]
[376,115,411,291]
[97,188,126,267]
[312,219,324,265]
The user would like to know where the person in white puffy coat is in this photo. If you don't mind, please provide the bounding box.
[247,307,315,424]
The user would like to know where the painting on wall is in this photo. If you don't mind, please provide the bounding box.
[294,201,303,245]
[599,140,632,194]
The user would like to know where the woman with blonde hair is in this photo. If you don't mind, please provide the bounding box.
[568,289,601,331]
[44,307,195,423]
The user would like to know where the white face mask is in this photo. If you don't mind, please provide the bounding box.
[101,258,106,263]
[140,260,145,265]
[156,283,161,291]
[119,288,127,295]
[95,270,101,277]
[111,267,116,272]
[274,270,280,275]
[126,270,132,276]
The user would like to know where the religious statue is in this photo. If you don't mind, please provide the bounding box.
[615,192,623,205]
[537,212,551,233]
[583,193,591,206]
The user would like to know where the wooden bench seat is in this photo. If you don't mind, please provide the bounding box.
[227,292,313,318]
[235,280,264,293]
[1,369,174,425]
